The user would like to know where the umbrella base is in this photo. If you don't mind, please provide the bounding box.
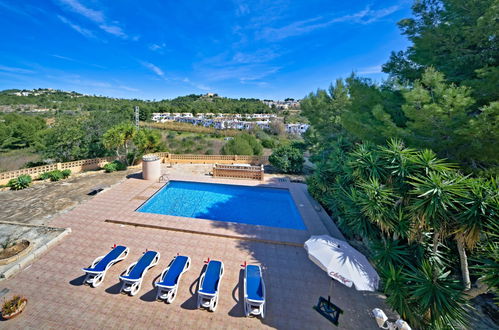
[313,296,343,326]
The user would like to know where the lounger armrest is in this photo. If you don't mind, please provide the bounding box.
[82,268,104,275]
[198,272,206,292]
[123,261,138,277]
[90,255,105,268]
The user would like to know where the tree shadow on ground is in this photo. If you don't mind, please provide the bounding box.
[197,178,395,328]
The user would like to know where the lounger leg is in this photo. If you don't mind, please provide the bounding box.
[92,273,104,288]
[166,287,177,304]
[210,296,218,312]
[130,280,141,296]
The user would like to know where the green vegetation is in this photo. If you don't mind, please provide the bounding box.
[102,123,165,165]
[302,68,498,172]
[7,175,32,190]
[301,1,499,328]
[0,113,46,150]
[221,133,263,156]
[382,0,498,106]
[269,145,304,174]
[306,140,498,328]
[0,90,272,120]
[39,169,72,181]
[103,160,127,173]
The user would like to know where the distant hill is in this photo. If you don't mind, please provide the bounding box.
[0,89,273,116]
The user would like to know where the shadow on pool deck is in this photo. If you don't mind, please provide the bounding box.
[196,178,397,329]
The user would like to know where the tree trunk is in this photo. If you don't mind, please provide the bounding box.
[432,231,440,256]
[456,238,471,290]
[432,231,440,279]
[464,277,491,299]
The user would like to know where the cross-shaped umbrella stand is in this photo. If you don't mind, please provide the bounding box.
[304,235,380,326]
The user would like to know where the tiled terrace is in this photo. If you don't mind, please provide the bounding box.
[1,172,395,329]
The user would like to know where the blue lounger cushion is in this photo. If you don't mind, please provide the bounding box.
[199,260,222,295]
[246,265,264,301]
[83,245,127,273]
[121,251,158,281]
[158,256,189,287]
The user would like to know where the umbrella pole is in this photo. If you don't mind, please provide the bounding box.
[328,278,333,303]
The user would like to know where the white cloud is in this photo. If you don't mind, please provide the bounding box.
[57,15,95,38]
[260,5,400,41]
[357,65,382,75]
[141,61,165,78]
[0,65,35,74]
[56,0,129,39]
[118,85,140,92]
[149,43,166,51]
[57,0,104,23]
[98,24,127,38]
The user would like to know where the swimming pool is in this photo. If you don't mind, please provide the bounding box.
[137,181,306,230]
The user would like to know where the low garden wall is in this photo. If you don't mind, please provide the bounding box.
[0,154,269,185]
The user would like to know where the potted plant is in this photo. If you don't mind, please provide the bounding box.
[1,296,27,320]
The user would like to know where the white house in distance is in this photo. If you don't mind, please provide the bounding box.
[151,112,309,135]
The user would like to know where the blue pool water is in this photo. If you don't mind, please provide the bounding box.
[137,181,306,230]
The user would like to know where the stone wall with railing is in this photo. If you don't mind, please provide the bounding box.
[0,154,269,185]
[212,164,264,181]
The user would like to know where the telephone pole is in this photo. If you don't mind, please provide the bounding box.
[134,106,139,129]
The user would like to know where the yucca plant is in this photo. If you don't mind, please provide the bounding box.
[453,178,499,290]
[357,177,398,234]
[7,175,32,190]
[371,239,412,269]
[380,264,415,325]
[406,261,470,329]
[349,143,387,181]
[408,171,467,257]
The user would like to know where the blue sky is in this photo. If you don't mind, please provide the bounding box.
[0,0,412,100]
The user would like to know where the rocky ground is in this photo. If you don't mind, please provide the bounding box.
[0,168,139,225]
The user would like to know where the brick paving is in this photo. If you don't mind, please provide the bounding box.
[0,172,395,329]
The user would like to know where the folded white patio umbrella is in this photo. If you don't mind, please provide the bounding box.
[304,235,380,291]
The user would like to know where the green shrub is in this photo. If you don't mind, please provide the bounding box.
[103,162,117,173]
[269,145,304,174]
[103,160,127,173]
[39,172,50,180]
[261,138,276,149]
[61,169,71,178]
[47,170,63,181]
[221,133,263,155]
[7,175,32,190]
[113,160,127,171]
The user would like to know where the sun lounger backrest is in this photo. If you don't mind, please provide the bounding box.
[92,245,127,272]
[161,256,188,286]
[128,251,157,279]
[246,265,264,301]
[200,260,222,294]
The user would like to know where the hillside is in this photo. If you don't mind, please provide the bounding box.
[0,89,272,116]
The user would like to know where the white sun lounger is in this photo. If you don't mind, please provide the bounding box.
[244,264,266,318]
[197,260,224,312]
[82,245,129,287]
[119,250,160,296]
[155,255,191,303]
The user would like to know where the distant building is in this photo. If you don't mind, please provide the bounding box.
[151,112,309,135]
